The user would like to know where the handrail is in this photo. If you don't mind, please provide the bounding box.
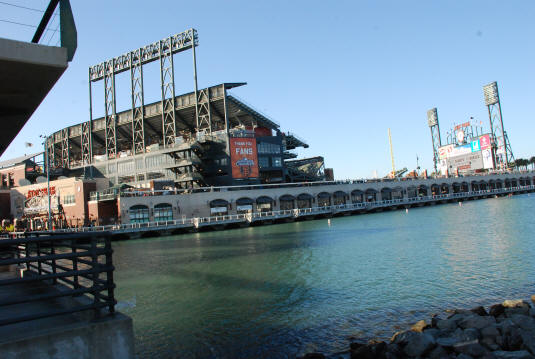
[0,232,115,326]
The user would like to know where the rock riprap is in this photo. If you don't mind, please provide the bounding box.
[299,297,535,359]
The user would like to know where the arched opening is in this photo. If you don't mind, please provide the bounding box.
[154,203,173,221]
[431,184,440,196]
[333,191,347,205]
[488,180,496,190]
[511,179,518,188]
[129,205,149,223]
[461,182,469,192]
[279,194,295,210]
[418,185,428,197]
[452,182,461,193]
[440,183,450,194]
[351,190,364,203]
[256,196,274,212]
[479,181,487,191]
[495,180,503,189]
[392,186,404,200]
[365,189,377,202]
[504,179,511,189]
[381,187,392,201]
[471,181,479,192]
[317,192,331,207]
[210,199,229,216]
[236,197,254,214]
[407,186,417,198]
[297,193,313,209]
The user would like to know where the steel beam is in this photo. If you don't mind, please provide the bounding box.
[130,49,145,154]
[427,108,441,174]
[196,88,212,133]
[104,60,117,159]
[89,29,198,82]
[81,121,91,165]
[61,128,69,167]
[160,37,176,148]
[483,82,514,169]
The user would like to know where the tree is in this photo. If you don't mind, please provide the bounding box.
[530,156,535,170]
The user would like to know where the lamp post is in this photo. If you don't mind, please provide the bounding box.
[40,135,52,231]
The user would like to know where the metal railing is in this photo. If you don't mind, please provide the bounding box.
[0,232,115,326]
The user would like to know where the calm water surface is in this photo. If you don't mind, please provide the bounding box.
[112,194,535,358]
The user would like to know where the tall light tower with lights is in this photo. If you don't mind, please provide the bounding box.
[483,81,515,169]
[427,108,442,174]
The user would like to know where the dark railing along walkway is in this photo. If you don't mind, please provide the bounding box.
[0,232,115,326]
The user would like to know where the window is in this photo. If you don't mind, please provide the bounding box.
[272,157,282,167]
[258,157,269,168]
[154,203,173,221]
[118,160,134,174]
[257,142,281,154]
[129,205,149,223]
[118,175,135,184]
[63,194,75,205]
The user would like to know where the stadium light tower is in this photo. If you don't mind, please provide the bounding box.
[483,81,515,170]
[427,108,441,174]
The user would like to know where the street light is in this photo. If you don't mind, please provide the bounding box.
[39,134,52,231]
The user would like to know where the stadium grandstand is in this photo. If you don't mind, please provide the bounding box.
[43,29,327,189]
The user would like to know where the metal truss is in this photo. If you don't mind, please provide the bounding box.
[427,108,442,174]
[88,29,199,156]
[47,137,56,169]
[483,82,514,169]
[89,29,197,81]
[61,128,69,167]
[130,49,145,154]
[196,89,212,133]
[104,60,117,159]
[160,37,176,148]
[81,121,91,165]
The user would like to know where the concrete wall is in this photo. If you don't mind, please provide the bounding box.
[117,172,535,223]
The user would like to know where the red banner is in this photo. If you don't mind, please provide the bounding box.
[230,138,259,179]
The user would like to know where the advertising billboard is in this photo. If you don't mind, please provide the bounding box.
[451,144,472,157]
[479,134,491,150]
[230,137,259,179]
[482,148,494,169]
[471,139,481,152]
[447,151,484,172]
[438,144,454,160]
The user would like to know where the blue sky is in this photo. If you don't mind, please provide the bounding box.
[2,1,534,179]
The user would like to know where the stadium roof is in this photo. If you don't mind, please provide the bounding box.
[0,152,43,169]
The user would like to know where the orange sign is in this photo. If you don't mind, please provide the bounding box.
[230,138,259,179]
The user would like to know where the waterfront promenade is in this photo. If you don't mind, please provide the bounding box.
[54,180,534,239]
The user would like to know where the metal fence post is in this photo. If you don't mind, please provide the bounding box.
[104,236,115,314]
[90,236,101,320]
[71,238,79,291]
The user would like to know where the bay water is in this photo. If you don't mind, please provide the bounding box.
[112,194,535,358]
